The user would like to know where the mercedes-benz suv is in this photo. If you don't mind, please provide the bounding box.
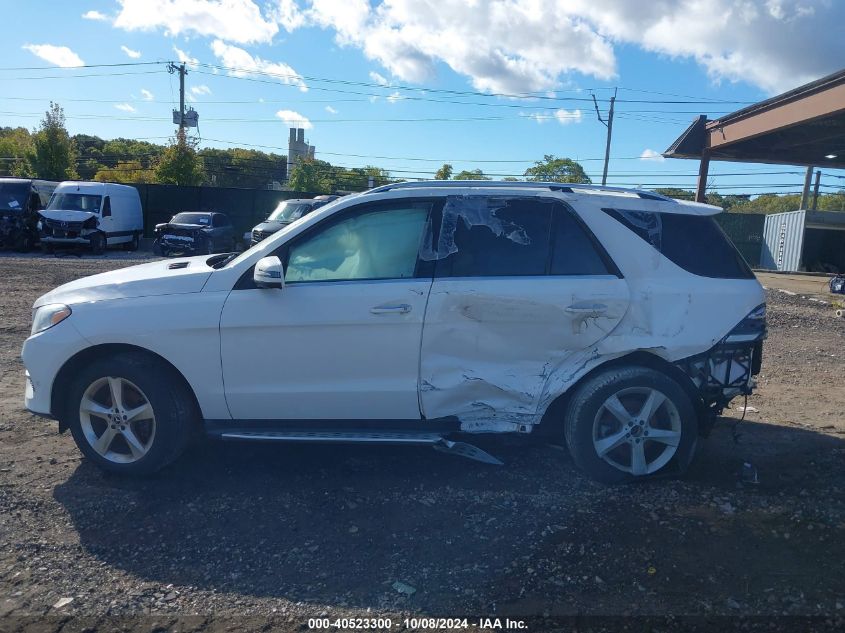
[22,182,765,483]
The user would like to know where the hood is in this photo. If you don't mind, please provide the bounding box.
[34,255,215,308]
[39,209,97,223]
[253,220,289,233]
[161,222,210,231]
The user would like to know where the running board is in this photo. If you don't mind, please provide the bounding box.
[219,430,503,465]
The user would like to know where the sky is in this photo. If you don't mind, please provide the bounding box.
[3,0,845,195]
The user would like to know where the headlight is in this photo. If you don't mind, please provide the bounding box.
[36,220,43,231]
[31,304,72,335]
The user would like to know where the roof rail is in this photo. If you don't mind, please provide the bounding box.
[365,180,674,202]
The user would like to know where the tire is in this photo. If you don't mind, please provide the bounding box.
[64,352,196,475]
[41,242,54,254]
[563,366,698,484]
[90,232,106,255]
[123,232,140,251]
[204,237,215,255]
[14,232,34,253]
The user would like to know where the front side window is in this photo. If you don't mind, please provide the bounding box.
[285,203,430,283]
[48,193,102,214]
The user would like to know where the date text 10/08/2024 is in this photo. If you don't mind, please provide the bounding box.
[308,617,528,630]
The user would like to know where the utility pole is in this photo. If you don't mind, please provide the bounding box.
[167,62,187,134]
[591,88,616,186]
[811,169,821,211]
[800,165,814,210]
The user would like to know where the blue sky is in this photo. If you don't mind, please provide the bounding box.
[4,0,844,195]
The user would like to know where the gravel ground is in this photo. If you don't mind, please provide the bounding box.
[0,254,843,632]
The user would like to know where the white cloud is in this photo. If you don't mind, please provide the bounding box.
[278,0,844,95]
[114,103,136,113]
[114,0,277,44]
[121,45,141,59]
[639,148,666,162]
[140,88,154,100]
[173,46,199,67]
[275,109,312,129]
[368,71,389,86]
[271,0,305,32]
[386,91,405,103]
[82,10,108,21]
[191,84,212,95]
[525,108,583,125]
[211,39,307,91]
[324,105,338,114]
[22,44,84,67]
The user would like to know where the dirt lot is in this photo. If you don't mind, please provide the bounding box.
[0,253,843,632]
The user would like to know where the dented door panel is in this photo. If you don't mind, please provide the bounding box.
[419,276,630,429]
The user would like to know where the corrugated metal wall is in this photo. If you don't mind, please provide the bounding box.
[761,210,805,271]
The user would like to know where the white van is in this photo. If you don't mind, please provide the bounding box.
[39,182,143,254]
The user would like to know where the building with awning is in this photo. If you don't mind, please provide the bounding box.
[664,69,845,272]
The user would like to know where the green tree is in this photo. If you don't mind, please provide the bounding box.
[94,160,154,184]
[434,163,453,180]
[454,168,490,180]
[0,127,34,177]
[27,102,78,180]
[289,157,334,193]
[523,154,590,183]
[154,129,204,185]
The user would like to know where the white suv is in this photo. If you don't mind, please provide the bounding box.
[22,182,766,483]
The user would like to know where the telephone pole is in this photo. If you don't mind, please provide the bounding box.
[591,88,616,186]
[167,61,187,134]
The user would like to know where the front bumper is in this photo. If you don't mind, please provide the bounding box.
[41,236,91,245]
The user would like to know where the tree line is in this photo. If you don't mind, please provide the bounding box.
[1,102,842,212]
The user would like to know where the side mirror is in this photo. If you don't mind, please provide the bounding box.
[254,256,284,289]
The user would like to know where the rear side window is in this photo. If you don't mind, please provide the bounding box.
[551,206,613,276]
[603,208,754,279]
[433,197,552,277]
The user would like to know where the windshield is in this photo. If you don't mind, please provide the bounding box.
[47,193,102,214]
[0,182,30,212]
[267,201,312,222]
[172,212,211,225]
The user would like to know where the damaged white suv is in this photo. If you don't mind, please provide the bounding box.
[22,182,765,483]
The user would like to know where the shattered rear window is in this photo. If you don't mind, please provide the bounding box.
[603,208,754,279]
[429,196,551,277]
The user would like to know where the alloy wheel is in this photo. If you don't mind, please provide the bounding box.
[592,387,682,476]
[78,376,156,464]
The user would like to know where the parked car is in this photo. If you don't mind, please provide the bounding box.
[38,182,142,254]
[250,197,338,245]
[22,182,765,482]
[154,211,237,257]
[0,178,57,252]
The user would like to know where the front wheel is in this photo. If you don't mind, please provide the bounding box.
[90,232,106,255]
[564,366,698,484]
[65,353,196,475]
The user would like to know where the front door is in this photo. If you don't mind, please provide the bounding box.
[220,200,435,421]
[418,196,630,427]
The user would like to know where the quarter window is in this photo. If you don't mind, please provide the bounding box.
[285,204,430,283]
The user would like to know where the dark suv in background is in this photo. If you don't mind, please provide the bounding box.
[250,195,339,245]
[154,212,237,256]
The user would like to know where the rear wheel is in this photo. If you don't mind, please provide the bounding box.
[14,232,34,253]
[564,366,698,484]
[123,232,140,251]
[65,353,196,475]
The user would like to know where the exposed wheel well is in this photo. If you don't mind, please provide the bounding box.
[537,351,706,439]
[50,343,202,433]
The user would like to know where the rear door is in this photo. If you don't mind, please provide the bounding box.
[419,195,630,427]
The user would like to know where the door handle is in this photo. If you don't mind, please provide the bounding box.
[370,303,412,315]
[565,303,608,315]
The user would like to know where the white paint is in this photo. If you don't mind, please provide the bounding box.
[23,183,763,432]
